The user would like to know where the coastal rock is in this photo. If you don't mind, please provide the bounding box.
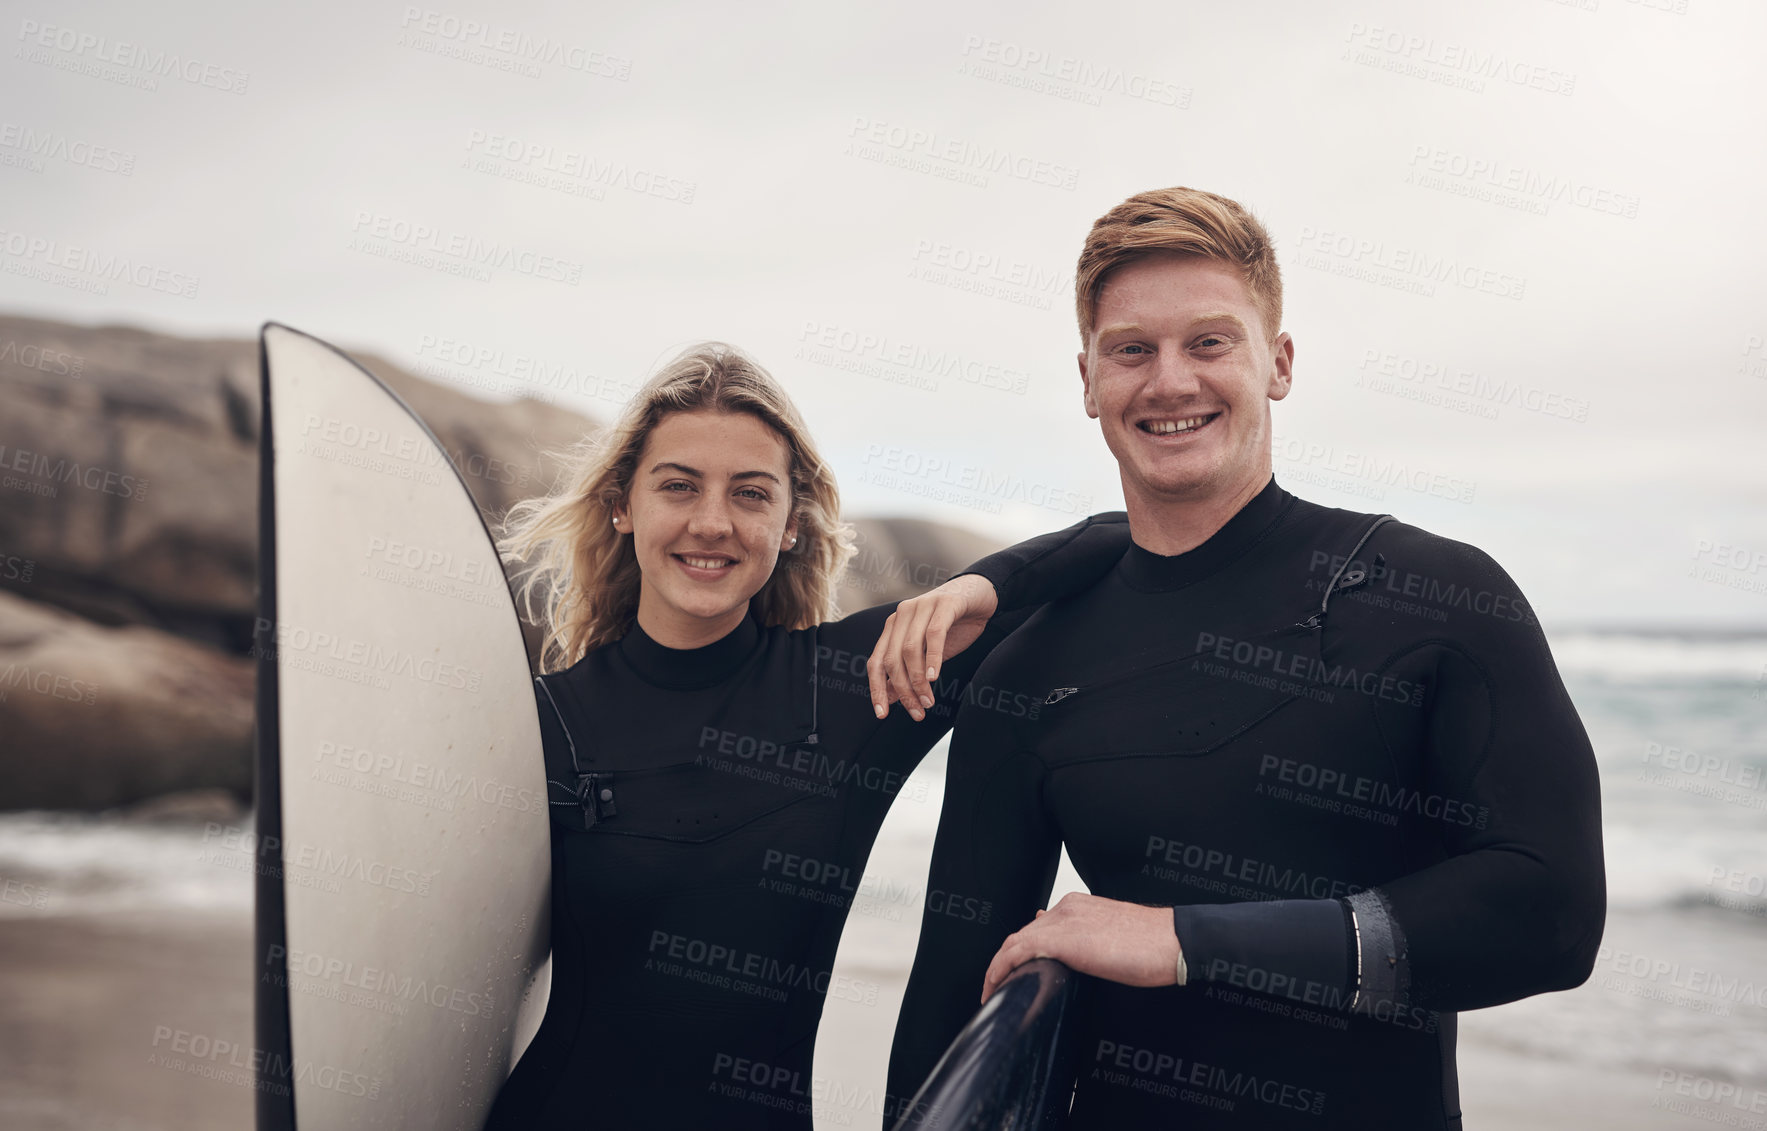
[0,590,253,810]
[0,313,593,647]
[837,518,1002,613]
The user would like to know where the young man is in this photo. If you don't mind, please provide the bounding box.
[885,187,1606,1129]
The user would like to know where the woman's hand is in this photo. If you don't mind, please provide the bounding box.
[865,574,998,721]
[980,893,1180,1003]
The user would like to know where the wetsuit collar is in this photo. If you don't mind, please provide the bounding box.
[617,610,761,690]
[1119,476,1293,592]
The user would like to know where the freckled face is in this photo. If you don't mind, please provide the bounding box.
[612,410,798,641]
[1079,253,1292,509]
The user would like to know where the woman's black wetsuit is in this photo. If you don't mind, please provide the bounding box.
[888,479,1606,1129]
[483,516,1128,1130]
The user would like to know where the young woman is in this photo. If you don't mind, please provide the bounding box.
[483,342,1125,1130]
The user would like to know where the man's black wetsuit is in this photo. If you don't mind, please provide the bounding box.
[888,478,1605,1129]
[482,516,1128,1130]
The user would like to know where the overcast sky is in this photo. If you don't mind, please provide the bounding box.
[3,0,1764,626]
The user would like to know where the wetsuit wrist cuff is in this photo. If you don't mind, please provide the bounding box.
[1170,900,1350,1005]
[1342,889,1409,1013]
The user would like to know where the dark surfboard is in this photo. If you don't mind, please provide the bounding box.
[890,958,1081,1131]
[254,324,550,1129]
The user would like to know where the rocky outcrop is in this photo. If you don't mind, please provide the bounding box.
[0,313,592,648]
[0,313,1011,810]
[837,518,1002,613]
[0,590,253,810]
[0,313,601,809]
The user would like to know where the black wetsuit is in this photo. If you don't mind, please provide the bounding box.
[482,517,1129,1130]
[888,479,1606,1129]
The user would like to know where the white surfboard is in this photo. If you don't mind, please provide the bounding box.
[253,324,550,1130]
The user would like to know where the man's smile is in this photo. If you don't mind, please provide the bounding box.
[1137,412,1221,437]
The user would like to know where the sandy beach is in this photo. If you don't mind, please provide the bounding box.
[0,900,1690,1131]
[1457,1037,1688,1130]
[0,908,253,1131]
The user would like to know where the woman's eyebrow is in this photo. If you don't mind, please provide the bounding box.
[648,461,781,485]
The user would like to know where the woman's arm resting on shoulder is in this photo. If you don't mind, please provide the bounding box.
[864,512,1129,720]
[866,575,996,721]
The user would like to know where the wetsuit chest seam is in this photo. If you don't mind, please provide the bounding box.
[1039,695,1303,769]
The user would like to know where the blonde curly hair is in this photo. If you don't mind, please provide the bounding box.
[501,342,855,671]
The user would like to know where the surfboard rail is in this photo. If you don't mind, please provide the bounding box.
[253,324,293,1131]
[889,958,1081,1131]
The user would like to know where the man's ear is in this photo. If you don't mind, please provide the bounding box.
[1268,332,1295,402]
[1079,349,1100,419]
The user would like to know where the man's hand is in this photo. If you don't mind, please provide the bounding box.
[865,574,998,721]
[981,893,1179,1002]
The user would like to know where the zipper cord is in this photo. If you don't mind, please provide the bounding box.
[537,674,613,825]
[1299,514,1395,630]
[804,626,820,745]
[535,674,583,774]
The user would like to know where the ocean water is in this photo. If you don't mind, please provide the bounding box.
[1455,631,1767,1090]
[2,631,1763,1109]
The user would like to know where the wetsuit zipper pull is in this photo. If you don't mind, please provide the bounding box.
[576,772,616,828]
[1044,687,1080,706]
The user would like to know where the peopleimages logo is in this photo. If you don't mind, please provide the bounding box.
[312,738,540,814]
[1406,146,1639,218]
[348,211,584,285]
[0,229,199,299]
[845,116,1079,192]
[796,321,1029,396]
[957,34,1191,109]
[0,123,135,175]
[463,130,696,203]
[696,725,926,800]
[267,943,493,1018]
[0,663,98,705]
[201,823,439,897]
[1294,226,1526,301]
[1092,1039,1328,1115]
[251,617,483,694]
[1271,433,1477,504]
[1142,835,1366,899]
[1256,755,1489,829]
[397,7,632,80]
[1305,551,1538,626]
[15,19,250,94]
[858,444,1093,516]
[646,930,880,1005]
[1194,631,1429,708]
[1341,23,1576,96]
[0,443,148,500]
[1355,348,1590,423]
[0,336,84,377]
